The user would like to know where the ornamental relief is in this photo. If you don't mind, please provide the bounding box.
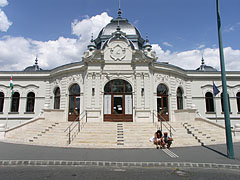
[110,45,126,61]
[154,74,169,83]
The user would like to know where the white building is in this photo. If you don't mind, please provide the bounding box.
[0,11,240,128]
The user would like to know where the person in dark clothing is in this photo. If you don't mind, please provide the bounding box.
[162,132,173,149]
[153,130,164,149]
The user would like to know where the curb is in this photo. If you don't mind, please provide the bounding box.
[0,160,240,170]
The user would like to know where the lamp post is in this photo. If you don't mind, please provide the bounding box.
[216,0,234,159]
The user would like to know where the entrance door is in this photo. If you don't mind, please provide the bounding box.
[157,84,169,121]
[68,84,80,121]
[104,79,133,122]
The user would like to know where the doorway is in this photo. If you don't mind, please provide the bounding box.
[68,84,80,121]
[157,84,169,121]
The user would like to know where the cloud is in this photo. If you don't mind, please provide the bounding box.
[0,9,12,32]
[0,0,8,7]
[0,0,12,32]
[0,12,113,71]
[163,41,173,47]
[71,12,112,41]
[0,12,240,72]
[224,22,240,32]
[152,44,240,71]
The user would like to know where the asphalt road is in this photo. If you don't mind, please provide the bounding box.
[0,166,240,180]
[0,141,240,165]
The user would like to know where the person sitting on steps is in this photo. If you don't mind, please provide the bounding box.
[153,130,164,149]
[162,132,173,149]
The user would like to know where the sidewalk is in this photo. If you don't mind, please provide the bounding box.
[0,141,240,168]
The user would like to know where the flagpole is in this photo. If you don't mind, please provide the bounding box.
[216,0,234,159]
[213,92,217,123]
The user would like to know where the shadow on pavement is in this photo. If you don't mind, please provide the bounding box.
[202,145,228,158]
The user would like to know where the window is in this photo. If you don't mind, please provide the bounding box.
[11,92,20,112]
[205,92,214,112]
[0,92,4,112]
[26,92,35,112]
[157,84,168,95]
[221,93,231,112]
[54,87,60,109]
[177,87,183,110]
[237,92,240,113]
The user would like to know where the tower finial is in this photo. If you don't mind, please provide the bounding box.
[91,33,94,42]
[35,56,38,65]
[117,0,122,18]
[146,33,149,43]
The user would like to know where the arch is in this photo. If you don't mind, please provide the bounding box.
[177,87,183,110]
[68,83,81,121]
[11,92,20,112]
[0,92,4,112]
[157,83,169,121]
[104,79,133,122]
[221,93,231,112]
[237,92,240,113]
[26,92,35,112]
[205,92,214,112]
[54,87,60,109]
[157,83,168,95]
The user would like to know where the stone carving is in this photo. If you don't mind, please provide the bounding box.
[110,45,126,61]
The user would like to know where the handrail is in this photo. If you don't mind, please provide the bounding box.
[152,110,176,137]
[64,110,88,144]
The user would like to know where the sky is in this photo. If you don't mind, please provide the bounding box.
[0,0,239,71]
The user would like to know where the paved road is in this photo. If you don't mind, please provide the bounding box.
[0,141,239,165]
[0,166,239,180]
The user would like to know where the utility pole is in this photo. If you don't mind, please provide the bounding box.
[216,0,234,159]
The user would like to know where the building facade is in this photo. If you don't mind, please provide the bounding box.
[0,13,240,128]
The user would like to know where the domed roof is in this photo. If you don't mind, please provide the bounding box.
[94,14,144,50]
[100,18,140,37]
[23,58,43,72]
[196,57,217,72]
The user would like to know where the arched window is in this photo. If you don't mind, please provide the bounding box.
[54,87,60,109]
[221,93,231,112]
[177,87,183,110]
[26,92,35,112]
[237,92,240,113]
[205,92,214,112]
[157,84,169,121]
[0,92,4,112]
[157,84,168,95]
[11,92,20,112]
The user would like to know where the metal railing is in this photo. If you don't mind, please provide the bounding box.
[64,110,88,144]
[152,110,176,137]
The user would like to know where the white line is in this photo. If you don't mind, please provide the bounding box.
[162,149,179,158]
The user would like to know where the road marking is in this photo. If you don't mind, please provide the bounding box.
[162,149,179,158]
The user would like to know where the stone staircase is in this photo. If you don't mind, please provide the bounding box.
[5,120,72,146]
[4,119,239,148]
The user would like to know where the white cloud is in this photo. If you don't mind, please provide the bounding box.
[163,41,173,47]
[0,0,12,32]
[0,9,12,32]
[152,44,240,71]
[71,12,112,41]
[0,12,113,71]
[0,0,8,7]
[0,12,240,72]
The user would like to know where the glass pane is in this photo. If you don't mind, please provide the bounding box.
[125,95,132,114]
[75,96,80,116]
[104,95,111,114]
[26,98,35,112]
[113,95,123,114]
[104,82,111,92]
[157,84,168,95]
[163,97,168,114]
[0,92,4,112]
[157,97,162,114]
[125,83,132,92]
[112,85,123,92]
[69,96,75,115]
[55,87,60,96]
[69,84,80,95]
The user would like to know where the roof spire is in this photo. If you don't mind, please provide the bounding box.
[35,56,38,66]
[88,33,96,50]
[144,33,152,49]
[117,0,122,19]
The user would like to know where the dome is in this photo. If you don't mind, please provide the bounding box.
[196,57,217,71]
[23,58,43,72]
[95,17,144,50]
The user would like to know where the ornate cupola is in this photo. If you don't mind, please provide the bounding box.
[87,34,96,51]
[143,33,152,51]
[23,57,43,72]
[196,57,217,71]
